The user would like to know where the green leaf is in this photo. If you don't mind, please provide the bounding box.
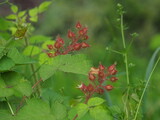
[39,54,91,81]
[16,99,56,120]
[29,16,38,22]
[14,78,32,96]
[11,5,18,13]
[68,108,77,120]
[131,93,140,102]
[6,14,17,20]
[0,47,5,59]
[0,18,13,31]
[41,89,64,103]
[29,35,52,44]
[145,47,160,80]
[0,56,15,72]
[7,48,36,64]
[1,72,32,97]
[88,97,105,107]
[79,113,93,120]
[90,106,113,120]
[23,45,41,56]
[18,11,26,17]
[76,103,89,119]
[38,1,52,13]
[51,101,67,120]
[0,110,15,120]
[0,76,14,97]
[39,53,53,65]
[29,7,38,17]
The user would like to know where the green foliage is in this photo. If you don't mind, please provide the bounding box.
[16,99,56,120]
[29,35,52,44]
[88,97,105,107]
[51,101,67,120]
[29,7,38,22]
[38,1,52,13]
[11,5,18,13]
[0,110,15,120]
[0,18,12,31]
[76,103,89,119]
[68,97,112,120]
[7,48,36,64]
[90,106,113,120]
[0,72,32,97]
[0,56,15,72]
[39,54,92,80]
[145,47,160,80]
[23,45,41,56]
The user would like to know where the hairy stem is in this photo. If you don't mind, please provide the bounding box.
[133,56,160,120]
[0,0,9,5]
[120,13,130,119]
[5,97,15,116]
[24,37,41,96]
[15,79,43,114]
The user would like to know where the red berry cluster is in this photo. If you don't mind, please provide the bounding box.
[46,22,90,57]
[78,63,118,102]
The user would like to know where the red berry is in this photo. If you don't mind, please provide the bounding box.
[87,84,94,92]
[81,42,90,48]
[83,35,89,40]
[96,88,104,94]
[108,64,116,71]
[108,64,117,75]
[73,43,82,51]
[89,73,96,81]
[110,77,118,82]
[98,71,105,78]
[99,64,105,70]
[76,21,82,29]
[82,27,88,34]
[54,42,62,49]
[47,53,53,57]
[104,85,113,91]
[56,36,64,44]
[68,30,75,38]
[47,44,54,50]
[109,69,117,75]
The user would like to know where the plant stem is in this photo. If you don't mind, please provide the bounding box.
[0,0,8,5]
[121,15,126,49]
[5,97,15,116]
[24,37,41,96]
[133,56,160,120]
[16,79,43,114]
[120,13,130,119]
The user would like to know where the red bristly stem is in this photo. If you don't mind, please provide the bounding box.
[15,79,43,114]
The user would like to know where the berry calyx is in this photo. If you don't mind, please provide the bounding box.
[81,42,90,48]
[89,73,96,81]
[47,44,54,50]
[76,21,82,29]
[110,77,118,82]
[104,85,113,91]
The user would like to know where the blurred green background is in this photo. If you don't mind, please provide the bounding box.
[1,0,160,119]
